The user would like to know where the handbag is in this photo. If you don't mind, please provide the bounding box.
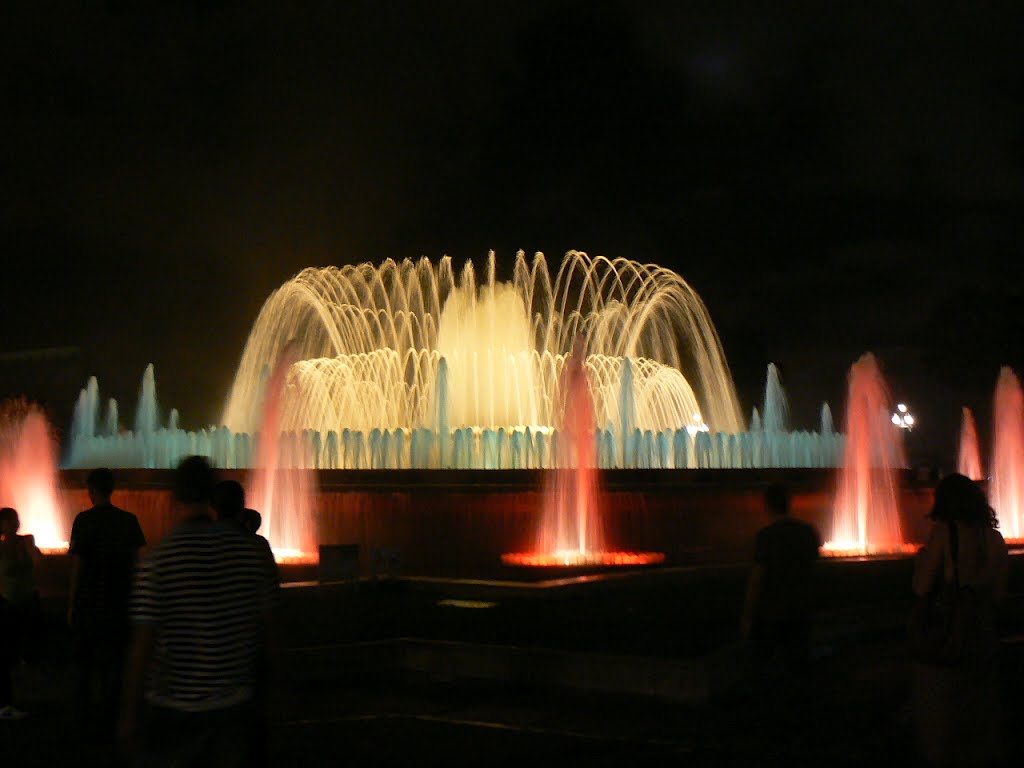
[908,522,969,666]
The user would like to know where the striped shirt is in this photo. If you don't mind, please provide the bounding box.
[131,517,277,712]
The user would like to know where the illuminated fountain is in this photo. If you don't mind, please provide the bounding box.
[245,346,319,563]
[0,399,66,552]
[221,251,744,438]
[824,353,913,557]
[990,367,1023,540]
[957,406,984,482]
[67,254,847,472]
[501,342,664,568]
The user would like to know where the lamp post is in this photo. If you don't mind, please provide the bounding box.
[891,402,915,431]
[891,402,919,472]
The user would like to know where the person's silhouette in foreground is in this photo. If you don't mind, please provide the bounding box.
[911,473,1008,768]
[119,457,278,766]
[68,468,146,740]
[741,483,821,678]
[211,479,278,767]
[0,507,40,721]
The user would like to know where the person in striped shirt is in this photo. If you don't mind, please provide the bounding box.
[119,456,278,766]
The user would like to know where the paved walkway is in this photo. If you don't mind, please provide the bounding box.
[6,568,1024,767]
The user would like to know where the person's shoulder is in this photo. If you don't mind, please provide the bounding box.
[794,517,820,536]
[72,506,98,524]
[988,526,1008,551]
[760,518,791,536]
[159,520,209,546]
[113,506,142,523]
[211,520,264,550]
[927,520,951,543]
[256,534,274,557]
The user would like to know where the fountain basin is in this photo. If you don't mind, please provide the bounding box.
[821,541,920,559]
[501,551,665,568]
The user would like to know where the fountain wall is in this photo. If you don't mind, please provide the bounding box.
[56,468,934,578]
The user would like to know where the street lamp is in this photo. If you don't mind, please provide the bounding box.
[891,402,915,431]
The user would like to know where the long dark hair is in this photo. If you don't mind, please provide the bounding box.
[930,473,999,529]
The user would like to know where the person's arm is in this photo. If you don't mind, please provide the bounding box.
[912,523,946,597]
[118,624,155,753]
[67,555,83,627]
[118,551,157,756]
[67,516,84,626]
[740,563,764,640]
[22,534,42,572]
[992,532,1009,604]
[131,516,146,567]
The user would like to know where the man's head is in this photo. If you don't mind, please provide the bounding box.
[87,468,115,505]
[212,480,246,523]
[174,455,216,507]
[764,483,789,517]
[0,507,19,537]
[242,508,262,535]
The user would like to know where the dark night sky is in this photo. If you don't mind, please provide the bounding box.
[2,1,1023,465]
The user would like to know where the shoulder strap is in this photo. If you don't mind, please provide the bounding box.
[949,521,960,589]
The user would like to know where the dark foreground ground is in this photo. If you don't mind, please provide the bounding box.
[6,558,1024,767]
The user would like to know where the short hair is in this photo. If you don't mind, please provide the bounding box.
[174,455,216,504]
[242,508,262,534]
[212,480,246,520]
[87,468,115,497]
[0,507,19,529]
[764,483,789,515]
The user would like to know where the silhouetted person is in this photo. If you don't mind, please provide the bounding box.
[741,484,821,676]
[211,479,278,768]
[212,479,247,527]
[911,473,1008,768]
[242,508,263,535]
[0,507,40,720]
[211,480,278,582]
[68,468,145,739]
[119,457,278,766]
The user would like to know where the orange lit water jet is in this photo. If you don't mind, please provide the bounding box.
[825,354,906,556]
[957,406,984,481]
[537,341,603,556]
[502,343,663,568]
[500,551,666,567]
[990,367,1024,539]
[0,400,66,550]
[246,347,319,564]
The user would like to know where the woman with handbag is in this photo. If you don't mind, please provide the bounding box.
[910,473,1008,767]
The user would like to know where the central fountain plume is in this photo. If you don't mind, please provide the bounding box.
[222,251,744,439]
[824,353,911,556]
[502,342,664,568]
